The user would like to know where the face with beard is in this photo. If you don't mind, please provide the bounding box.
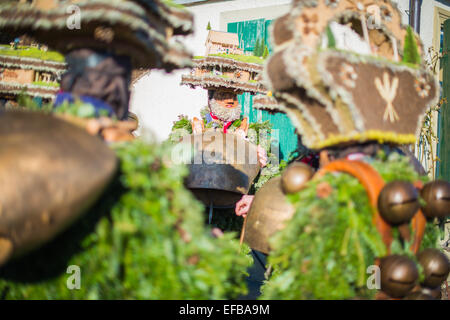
[209,90,241,122]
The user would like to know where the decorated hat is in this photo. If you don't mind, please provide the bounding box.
[0,0,194,71]
[263,0,439,150]
[0,42,66,100]
[181,55,267,94]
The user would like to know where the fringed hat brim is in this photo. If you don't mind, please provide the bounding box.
[0,82,59,99]
[0,55,66,75]
[181,74,266,94]
[194,56,263,74]
[253,94,286,112]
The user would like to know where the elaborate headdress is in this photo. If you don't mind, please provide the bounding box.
[0,0,193,70]
[263,0,439,150]
[0,0,194,119]
[181,55,266,94]
[0,42,66,100]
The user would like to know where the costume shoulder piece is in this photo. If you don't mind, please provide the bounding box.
[0,0,194,70]
[263,0,439,150]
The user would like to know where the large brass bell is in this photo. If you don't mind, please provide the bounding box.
[417,248,450,289]
[178,132,261,207]
[243,176,296,254]
[420,180,450,219]
[0,111,117,266]
[377,181,420,225]
[380,255,419,298]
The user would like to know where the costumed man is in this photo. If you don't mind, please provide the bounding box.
[237,0,450,300]
[178,51,271,212]
[0,0,252,301]
[0,0,193,266]
[191,89,267,167]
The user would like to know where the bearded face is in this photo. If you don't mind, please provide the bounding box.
[208,90,241,122]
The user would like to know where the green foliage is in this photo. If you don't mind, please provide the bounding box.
[15,94,53,112]
[13,95,111,119]
[326,25,336,49]
[0,140,251,299]
[402,26,421,66]
[261,153,437,300]
[53,99,111,118]
[253,38,266,57]
[169,115,193,142]
[207,21,212,31]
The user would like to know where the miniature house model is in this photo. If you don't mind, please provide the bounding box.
[0,39,66,105]
[205,30,244,56]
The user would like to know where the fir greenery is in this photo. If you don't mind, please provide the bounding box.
[0,139,251,299]
[402,26,421,66]
[262,46,270,59]
[260,152,438,300]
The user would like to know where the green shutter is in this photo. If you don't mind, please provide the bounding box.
[228,19,299,161]
[439,19,450,180]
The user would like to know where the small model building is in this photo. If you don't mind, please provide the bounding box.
[205,30,244,56]
[0,39,66,106]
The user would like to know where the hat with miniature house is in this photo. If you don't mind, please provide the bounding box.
[181,30,267,94]
[0,38,66,101]
[0,0,194,70]
[263,0,439,150]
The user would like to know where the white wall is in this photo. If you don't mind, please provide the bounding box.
[130,0,291,141]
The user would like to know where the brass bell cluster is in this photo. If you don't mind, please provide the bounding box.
[378,180,450,225]
[377,180,450,299]
[380,249,449,300]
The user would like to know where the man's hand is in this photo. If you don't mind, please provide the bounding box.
[257,145,268,168]
[235,195,255,218]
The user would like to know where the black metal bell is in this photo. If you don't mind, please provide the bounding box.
[420,180,450,219]
[281,162,314,195]
[417,248,450,289]
[377,181,420,225]
[380,255,419,298]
